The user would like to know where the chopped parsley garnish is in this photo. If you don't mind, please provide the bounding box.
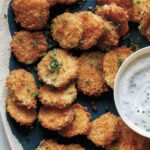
[26,87,31,92]
[117,53,123,67]
[33,39,38,47]
[32,92,39,97]
[85,79,91,84]
[52,77,57,81]
[90,61,100,70]
[68,91,73,95]
[115,23,121,30]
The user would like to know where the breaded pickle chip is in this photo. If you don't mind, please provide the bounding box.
[131,0,150,23]
[77,51,108,96]
[77,11,104,50]
[87,112,120,147]
[106,118,145,150]
[97,0,133,20]
[139,11,150,42]
[10,31,48,64]
[96,4,129,37]
[48,0,76,7]
[39,83,77,108]
[12,0,49,30]
[51,13,83,49]
[59,104,91,137]
[97,20,119,50]
[38,106,75,131]
[103,46,132,89]
[37,49,79,88]
[6,97,37,126]
[36,139,65,150]
[6,69,38,109]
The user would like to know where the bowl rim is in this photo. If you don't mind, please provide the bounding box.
[114,46,150,138]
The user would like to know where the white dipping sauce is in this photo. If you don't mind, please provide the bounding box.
[119,54,150,132]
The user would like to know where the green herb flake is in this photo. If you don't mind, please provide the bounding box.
[68,91,73,95]
[26,87,31,92]
[33,39,38,47]
[45,147,49,150]
[50,87,57,91]
[90,61,100,70]
[85,79,91,84]
[32,92,39,97]
[115,23,121,30]
[52,77,57,81]
[117,53,123,67]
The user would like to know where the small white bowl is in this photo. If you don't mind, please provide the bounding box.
[114,46,150,138]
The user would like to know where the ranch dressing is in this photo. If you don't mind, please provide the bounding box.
[119,54,150,132]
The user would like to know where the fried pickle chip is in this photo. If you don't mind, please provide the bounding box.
[12,0,49,30]
[39,83,77,108]
[59,104,91,137]
[51,13,83,49]
[77,51,108,96]
[65,144,85,150]
[87,112,120,147]
[103,46,132,89]
[131,0,150,23]
[37,49,79,88]
[96,4,129,37]
[10,31,48,64]
[6,69,38,109]
[36,139,65,150]
[77,11,104,50]
[6,97,37,126]
[97,0,133,20]
[97,20,119,50]
[106,118,145,150]
[38,106,75,131]
[139,11,150,42]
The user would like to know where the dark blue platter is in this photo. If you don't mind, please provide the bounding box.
[7,0,150,150]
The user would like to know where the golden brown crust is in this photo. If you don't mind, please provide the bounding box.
[38,106,75,131]
[10,31,48,64]
[12,0,49,30]
[6,69,38,109]
[51,13,83,49]
[37,49,79,88]
[6,97,37,126]
[87,112,120,147]
[77,51,108,96]
[65,144,85,150]
[96,4,129,37]
[39,83,77,108]
[106,118,145,150]
[59,104,91,137]
[103,46,133,89]
[77,11,104,50]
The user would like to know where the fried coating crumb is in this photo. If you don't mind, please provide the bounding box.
[103,46,132,89]
[97,20,119,50]
[97,0,133,20]
[6,97,37,126]
[48,0,76,7]
[6,69,38,109]
[77,11,104,50]
[59,104,91,137]
[39,83,77,108]
[139,11,150,42]
[37,49,79,88]
[96,4,129,37]
[51,13,83,49]
[87,112,120,147]
[77,51,108,96]
[10,31,48,64]
[106,118,145,150]
[12,0,49,30]
[131,0,150,23]
[65,144,85,150]
[38,106,75,131]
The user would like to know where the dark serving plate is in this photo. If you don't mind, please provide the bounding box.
[7,0,150,150]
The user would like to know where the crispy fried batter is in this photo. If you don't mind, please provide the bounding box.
[36,139,65,150]
[59,104,91,137]
[87,112,120,147]
[10,31,48,64]
[103,46,132,89]
[96,4,129,37]
[97,0,133,20]
[139,11,150,42]
[65,144,85,150]
[77,51,108,96]
[131,0,150,23]
[6,69,38,109]
[106,118,145,150]
[39,83,77,108]
[38,106,75,131]
[77,11,104,50]
[97,20,119,50]
[48,0,76,7]
[12,0,49,30]
[51,13,83,49]
[6,97,37,126]
[37,49,79,88]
